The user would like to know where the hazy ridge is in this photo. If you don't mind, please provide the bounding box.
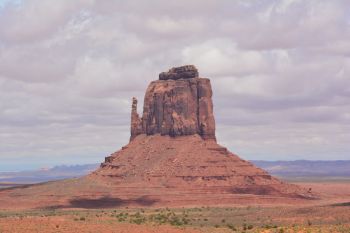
[1,160,350,185]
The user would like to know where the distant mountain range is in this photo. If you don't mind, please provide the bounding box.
[252,160,350,180]
[0,164,99,184]
[1,160,350,186]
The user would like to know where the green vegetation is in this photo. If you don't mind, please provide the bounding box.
[0,206,349,232]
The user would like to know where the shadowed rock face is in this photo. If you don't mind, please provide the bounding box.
[131,65,216,141]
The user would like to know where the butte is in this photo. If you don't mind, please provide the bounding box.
[88,65,314,205]
[0,65,315,209]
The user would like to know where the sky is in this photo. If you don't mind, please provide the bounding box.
[0,0,349,171]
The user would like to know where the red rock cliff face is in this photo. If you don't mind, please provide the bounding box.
[130,65,216,141]
[130,97,143,141]
[91,64,313,202]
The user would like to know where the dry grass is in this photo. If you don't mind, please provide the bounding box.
[0,205,350,233]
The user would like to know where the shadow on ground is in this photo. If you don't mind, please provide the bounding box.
[44,196,159,209]
[331,202,350,207]
[0,182,51,192]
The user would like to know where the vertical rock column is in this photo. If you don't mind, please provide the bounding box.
[197,79,216,140]
[130,97,142,141]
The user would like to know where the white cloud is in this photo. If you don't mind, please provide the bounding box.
[0,0,94,43]
[182,39,268,77]
[0,0,349,171]
[146,17,204,36]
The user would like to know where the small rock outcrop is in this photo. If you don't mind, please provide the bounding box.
[159,65,199,80]
[130,65,216,140]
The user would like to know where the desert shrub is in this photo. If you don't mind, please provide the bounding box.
[117,217,126,222]
[116,212,129,222]
[129,212,146,225]
[79,216,86,221]
[227,224,237,231]
[182,217,189,225]
[169,216,183,226]
[150,212,169,224]
[130,217,145,225]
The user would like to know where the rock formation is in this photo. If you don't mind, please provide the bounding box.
[90,65,313,203]
[130,65,215,140]
[0,65,316,210]
[130,97,143,141]
[159,65,199,80]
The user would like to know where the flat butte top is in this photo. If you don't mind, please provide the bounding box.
[159,65,199,80]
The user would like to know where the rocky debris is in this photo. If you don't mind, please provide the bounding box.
[159,65,199,80]
[130,65,216,141]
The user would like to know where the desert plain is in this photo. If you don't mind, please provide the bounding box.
[0,179,350,233]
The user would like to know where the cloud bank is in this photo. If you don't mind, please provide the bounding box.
[0,0,349,171]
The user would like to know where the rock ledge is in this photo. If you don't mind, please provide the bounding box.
[159,65,198,80]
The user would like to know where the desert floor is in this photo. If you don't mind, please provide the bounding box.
[0,181,349,233]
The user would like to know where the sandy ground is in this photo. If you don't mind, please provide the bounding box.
[0,180,349,232]
[0,207,349,233]
[0,217,204,233]
[0,180,349,210]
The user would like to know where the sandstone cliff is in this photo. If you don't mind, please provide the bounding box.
[89,65,314,203]
[131,65,216,141]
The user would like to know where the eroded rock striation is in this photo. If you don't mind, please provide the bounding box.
[90,65,314,203]
[131,65,216,140]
